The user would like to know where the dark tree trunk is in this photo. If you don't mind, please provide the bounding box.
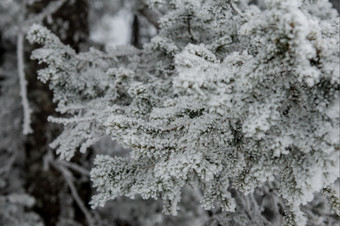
[131,14,142,49]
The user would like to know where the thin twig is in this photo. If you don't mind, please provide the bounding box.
[21,0,68,32]
[229,2,244,17]
[138,8,161,30]
[58,160,90,176]
[52,161,96,226]
[186,16,197,44]
[0,152,17,174]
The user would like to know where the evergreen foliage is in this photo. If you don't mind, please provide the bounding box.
[26,0,339,225]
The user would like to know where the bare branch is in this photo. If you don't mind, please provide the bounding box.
[138,7,161,30]
[52,161,95,226]
[21,0,68,32]
[58,160,90,176]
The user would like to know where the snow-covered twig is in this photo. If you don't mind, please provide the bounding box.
[17,33,32,135]
[229,2,244,17]
[16,0,68,135]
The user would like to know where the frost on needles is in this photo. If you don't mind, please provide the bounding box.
[27,0,339,225]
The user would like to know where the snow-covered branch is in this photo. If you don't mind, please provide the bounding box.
[17,33,32,135]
